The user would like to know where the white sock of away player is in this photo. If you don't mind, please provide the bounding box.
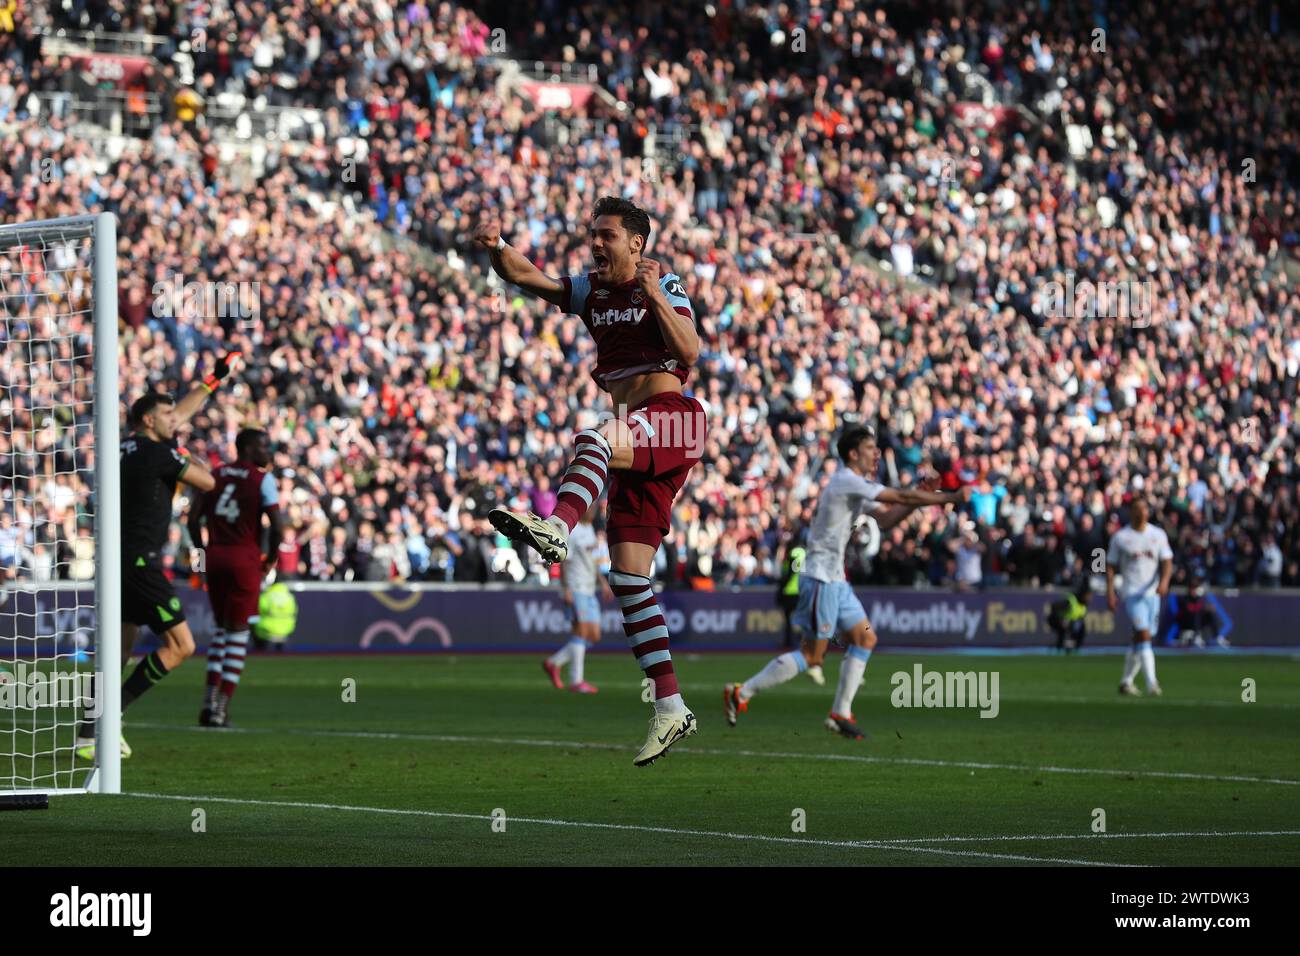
[1137,641,1158,687]
[568,638,587,684]
[547,641,575,669]
[1121,647,1142,686]
[832,645,871,717]
[739,651,805,702]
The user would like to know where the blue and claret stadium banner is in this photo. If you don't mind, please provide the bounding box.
[2,585,1297,654]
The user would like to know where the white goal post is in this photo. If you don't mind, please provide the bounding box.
[0,213,120,803]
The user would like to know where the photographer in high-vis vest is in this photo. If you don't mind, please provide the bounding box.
[1048,579,1092,654]
[251,582,298,651]
[776,543,805,649]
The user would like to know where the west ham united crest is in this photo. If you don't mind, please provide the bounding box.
[630,289,645,305]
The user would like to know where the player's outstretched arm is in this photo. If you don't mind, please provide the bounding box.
[174,351,244,424]
[873,472,941,530]
[873,505,915,531]
[876,486,970,509]
[474,221,567,307]
[179,455,216,493]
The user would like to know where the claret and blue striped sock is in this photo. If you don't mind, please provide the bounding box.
[610,569,683,714]
[549,429,612,534]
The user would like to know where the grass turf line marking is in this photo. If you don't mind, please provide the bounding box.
[282,675,1300,710]
[857,830,1300,845]
[120,791,1122,867]
[129,721,1300,787]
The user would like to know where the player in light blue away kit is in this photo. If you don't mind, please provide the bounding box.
[1106,496,1173,696]
[724,425,969,738]
[543,506,613,693]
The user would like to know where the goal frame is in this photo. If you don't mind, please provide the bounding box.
[0,213,120,797]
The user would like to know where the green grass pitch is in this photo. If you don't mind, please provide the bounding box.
[7,651,1299,866]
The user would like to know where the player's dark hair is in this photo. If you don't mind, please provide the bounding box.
[836,425,876,461]
[235,428,267,456]
[592,196,651,251]
[130,392,175,427]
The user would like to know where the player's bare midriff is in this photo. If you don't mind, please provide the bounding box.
[609,370,684,411]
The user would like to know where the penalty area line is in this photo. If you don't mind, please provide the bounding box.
[120,791,1122,867]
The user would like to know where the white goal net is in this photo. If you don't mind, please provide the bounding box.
[0,214,120,802]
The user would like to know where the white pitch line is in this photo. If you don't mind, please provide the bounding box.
[121,791,1122,867]
[292,675,1300,710]
[129,721,1300,787]
[853,844,1125,866]
[854,829,1300,845]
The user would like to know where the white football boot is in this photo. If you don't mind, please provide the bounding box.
[633,708,698,766]
[488,507,568,564]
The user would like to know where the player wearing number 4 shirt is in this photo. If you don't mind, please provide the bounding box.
[724,426,968,739]
[188,429,283,727]
[1106,496,1173,697]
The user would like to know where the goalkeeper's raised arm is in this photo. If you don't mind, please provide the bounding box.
[173,350,244,424]
[474,220,567,308]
